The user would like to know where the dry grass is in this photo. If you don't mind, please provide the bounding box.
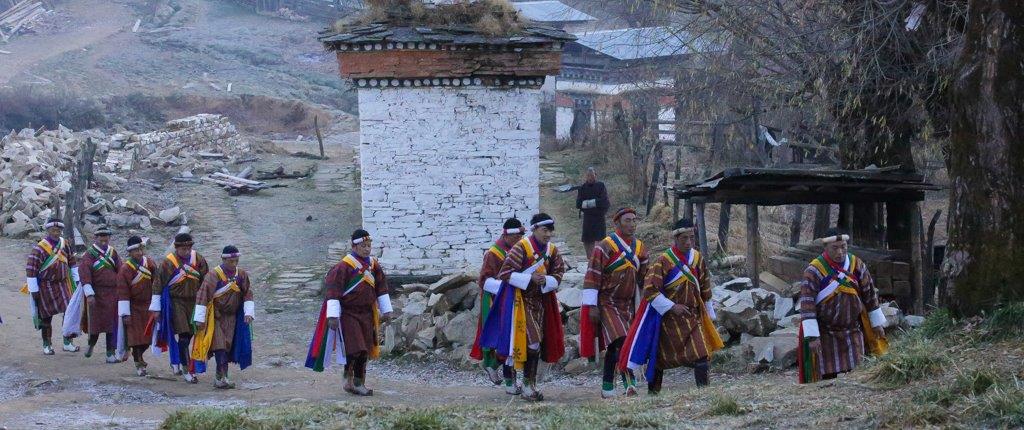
[334,0,526,37]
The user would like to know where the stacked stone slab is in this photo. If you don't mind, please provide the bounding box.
[320,24,574,275]
[105,114,250,174]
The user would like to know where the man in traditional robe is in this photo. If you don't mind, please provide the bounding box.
[193,245,255,389]
[117,236,157,376]
[324,229,393,396]
[78,226,122,362]
[797,228,888,383]
[470,217,525,393]
[620,219,722,394]
[576,167,610,257]
[150,233,209,383]
[24,218,80,355]
[495,213,566,402]
[582,207,648,398]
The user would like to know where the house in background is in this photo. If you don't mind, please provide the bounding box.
[555,26,718,143]
[510,0,596,30]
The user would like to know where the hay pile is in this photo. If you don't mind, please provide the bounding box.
[335,0,527,37]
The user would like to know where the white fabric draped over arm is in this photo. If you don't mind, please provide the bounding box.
[651,294,675,315]
[377,294,393,314]
[326,299,341,318]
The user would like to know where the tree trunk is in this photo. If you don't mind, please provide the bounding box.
[813,204,831,238]
[946,0,1024,315]
[718,203,732,253]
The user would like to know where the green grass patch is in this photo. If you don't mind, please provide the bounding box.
[917,308,956,339]
[705,394,746,416]
[982,302,1024,341]
[390,409,453,430]
[972,384,1024,427]
[863,336,948,386]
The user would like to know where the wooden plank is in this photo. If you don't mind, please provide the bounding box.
[746,204,761,289]
[695,202,709,256]
[910,202,924,314]
[211,172,262,186]
[718,203,731,253]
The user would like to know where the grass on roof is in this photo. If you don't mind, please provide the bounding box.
[333,0,527,37]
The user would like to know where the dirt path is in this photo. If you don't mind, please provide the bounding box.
[0,0,131,86]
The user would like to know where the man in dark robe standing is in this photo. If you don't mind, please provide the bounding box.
[576,167,610,257]
[79,226,122,362]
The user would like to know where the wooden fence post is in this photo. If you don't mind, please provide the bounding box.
[746,204,761,289]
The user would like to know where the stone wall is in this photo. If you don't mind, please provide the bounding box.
[358,87,541,275]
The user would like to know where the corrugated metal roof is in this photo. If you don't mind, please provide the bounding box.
[511,1,596,23]
[572,27,715,60]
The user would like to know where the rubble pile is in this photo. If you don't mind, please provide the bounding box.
[1,114,252,238]
[104,114,252,176]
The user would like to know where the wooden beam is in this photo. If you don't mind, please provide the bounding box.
[695,203,709,256]
[718,203,731,253]
[746,204,761,289]
[789,205,804,246]
[910,202,924,314]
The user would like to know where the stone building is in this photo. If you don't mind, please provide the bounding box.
[320,23,573,276]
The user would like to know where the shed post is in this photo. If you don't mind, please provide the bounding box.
[695,202,709,256]
[746,204,761,289]
[910,202,924,314]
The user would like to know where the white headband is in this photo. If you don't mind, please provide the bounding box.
[672,227,695,236]
[531,219,554,230]
[44,221,65,229]
[127,243,143,251]
[352,235,371,245]
[221,252,241,258]
[821,234,850,244]
[503,227,525,235]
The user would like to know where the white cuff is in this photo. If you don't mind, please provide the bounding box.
[541,276,559,294]
[581,289,598,306]
[71,267,81,284]
[483,278,502,295]
[148,295,161,311]
[27,277,39,293]
[118,300,131,316]
[326,299,341,318]
[509,272,531,290]
[801,318,820,338]
[651,294,675,315]
[377,294,393,314]
[868,308,886,328]
[582,199,596,209]
[705,301,717,321]
[83,284,95,297]
[193,304,207,323]
[243,301,255,319]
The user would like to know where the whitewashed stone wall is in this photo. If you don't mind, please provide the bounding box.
[358,87,541,275]
[555,106,573,140]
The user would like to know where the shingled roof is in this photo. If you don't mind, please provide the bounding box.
[319,22,575,50]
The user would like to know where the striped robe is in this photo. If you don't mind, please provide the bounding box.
[153,251,209,335]
[643,247,711,369]
[470,237,514,362]
[116,256,157,347]
[324,255,388,356]
[583,233,649,342]
[25,236,77,319]
[195,266,253,352]
[799,253,881,376]
[497,238,566,345]
[79,244,122,334]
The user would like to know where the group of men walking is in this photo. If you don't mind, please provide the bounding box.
[23,218,255,389]
[20,205,888,399]
[468,208,889,399]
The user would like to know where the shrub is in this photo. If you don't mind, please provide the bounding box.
[864,336,947,386]
[0,86,105,131]
[705,394,746,416]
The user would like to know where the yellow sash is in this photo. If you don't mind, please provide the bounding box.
[192,267,240,362]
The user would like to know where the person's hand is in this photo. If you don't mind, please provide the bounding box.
[122,315,130,325]
[380,312,392,323]
[195,322,206,332]
[328,317,340,331]
[808,338,821,356]
[587,307,600,326]
[874,327,886,339]
[244,316,254,325]
[670,304,692,317]
[531,272,545,285]
[86,296,95,307]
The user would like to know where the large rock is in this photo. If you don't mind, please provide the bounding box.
[905,315,925,328]
[749,288,776,311]
[428,272,475,295]
[880,302,904,328]
[442,311,478,347]
[158,206,182,224]
[773,296,794,321]
[3,219,34,237]
[723,290,754,308]
[719,277,752,292]
[562,357,594,375]
[402,292,428,316]
[711,287,733,304]
[769,328,798,368]
[443,283,474,310]
[742,336,775,363]
[564,309,581,336]
[557,287,583,309]
[428,293,453,315]
[719,304,777,336]
[559,273,584,290]
[411,327,435,351]
[759,271,800,297]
